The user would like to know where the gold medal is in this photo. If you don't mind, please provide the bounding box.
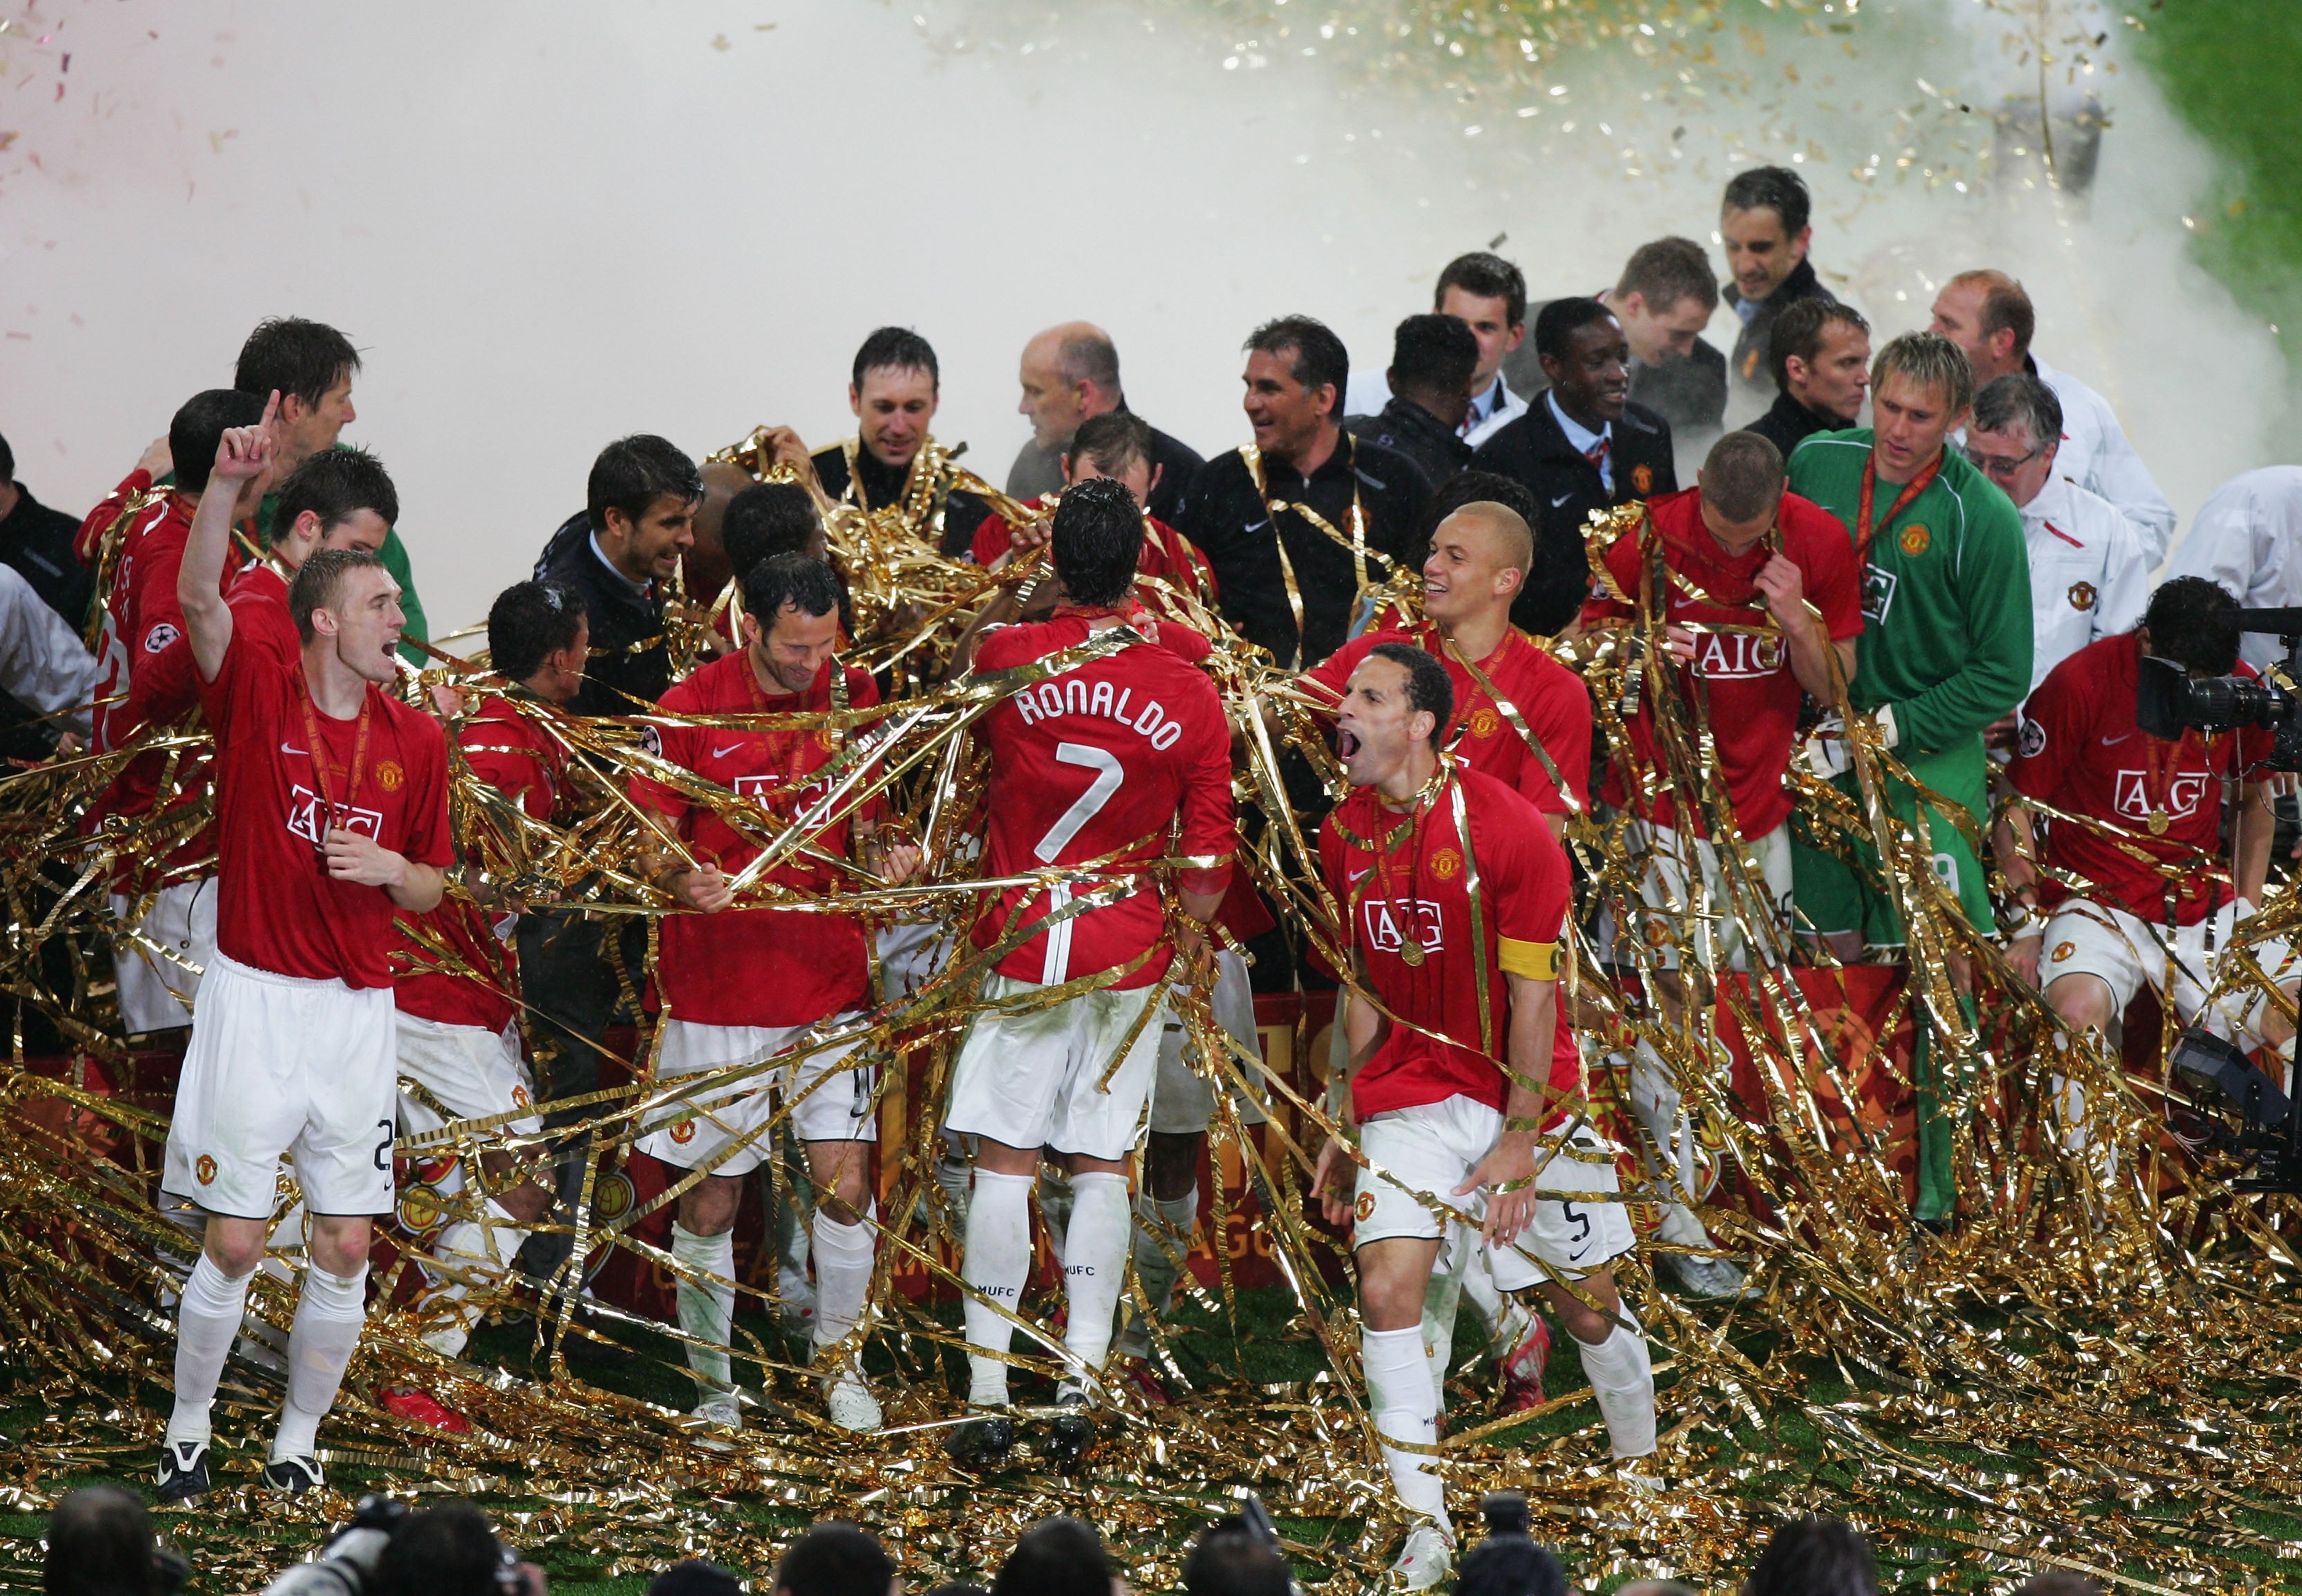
[2148,808,2171,836]
[1400,940,1426,967]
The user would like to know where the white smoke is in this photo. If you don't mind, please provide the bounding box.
[0,0,2280,635]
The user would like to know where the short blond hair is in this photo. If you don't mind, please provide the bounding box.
[1445,501,1535,577]
[1872,330,1974,418]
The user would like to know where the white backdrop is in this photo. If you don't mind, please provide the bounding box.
[3,1,2281,636]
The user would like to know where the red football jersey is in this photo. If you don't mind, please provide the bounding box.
[1304,622,1591,815]
[968,501,1217,603]
[2009,634,2269,925]
[197,637,453,987]
[226,563,300,666]
[970,616,1233,988]
[1584,487,1863,839]
[395,695,569,1031]
[85,477,246,893]
[630,649,879,1028]
[1319,766,1577,1122]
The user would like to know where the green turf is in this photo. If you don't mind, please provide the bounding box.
[2133,0,2302,449]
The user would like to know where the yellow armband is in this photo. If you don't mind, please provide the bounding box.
[1498,936,1560,980]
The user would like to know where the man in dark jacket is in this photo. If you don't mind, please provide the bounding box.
[812,326,991,559]
[1182,315,1430,670]
[524,436,702,1324]
[1471,297,1677,635]
[0,429,92,629]
[1508,237,1728,445]
[1744,298,1873,460]
[1721,165,1837,401]
[1004,321,1203,527]
[1343,313,1476,495]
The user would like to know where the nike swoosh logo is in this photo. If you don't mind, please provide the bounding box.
[1347,868,1371,882]
[1551,494,1573,507]
[279,743,307,756]
[1244,518,1271,534]
[2100,732,2133,746]
[712,743,748,759]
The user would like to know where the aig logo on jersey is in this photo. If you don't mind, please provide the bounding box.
[2114,769,2207,823]
[1691,631,1786,679]
[285,784,382,846]
[1363,897,1444,956]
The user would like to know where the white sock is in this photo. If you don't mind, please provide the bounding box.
[271,1263,368,1462]
[1040,1172,1074,1264]
[810,1205,876,1352]
[1362,1324,1449,1531]
[1058,1171,1132,1392]
[671,1223,735,1395]
[1418,1228,1467,1413]
[1574,1310,1657,1459]
[422,1201,529,1359]
[1630,1039,1713,1244]
[167,1253,255,1447]
[961,1169,1035,1407]
[1118,1186,1199,1356]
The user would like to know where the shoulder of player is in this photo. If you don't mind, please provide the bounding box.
[1784,431,1871,484]
[839,661,881,705]
[971,620,1047,673]
[375,689,449,753]
[1934,452,2023,540]
[656,654,741,715]
[1457,766,1549,850]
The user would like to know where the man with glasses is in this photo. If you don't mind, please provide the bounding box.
[1964,375,2148,698]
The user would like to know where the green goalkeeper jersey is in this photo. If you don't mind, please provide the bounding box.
[1785,429,2032,755]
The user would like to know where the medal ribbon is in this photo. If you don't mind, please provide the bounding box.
[1853,449,1944,566]
[296,676,374,851]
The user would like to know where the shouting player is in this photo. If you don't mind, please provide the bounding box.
[384,579,590,1431]
[157,395,451,1500]
[632,552,919,1437]
[1585,433,1861,1298]
[944,476,1234,1467]
[1299,499,1587,1403]
[1999,577,2296,1172]
[1310,643,1657,1590]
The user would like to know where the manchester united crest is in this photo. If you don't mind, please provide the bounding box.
[669,1119,697,1145]
[377,759,404,791]
[2051,942,2076,964]
[1355,1191,1377,1221]
[195,1154,217,1186]
[1898,523,1931,557]
[1430,848,1463,881]
[1631,463,1654,494]
[2068,581,2097,611]
[1467,708,1501,739]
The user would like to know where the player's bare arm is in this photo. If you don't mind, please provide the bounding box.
[1314,951,1388,1228]
[323,825,446,912]
[177,388,280,683]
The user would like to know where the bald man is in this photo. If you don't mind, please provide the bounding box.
[1006,321,1204,527]
[1929,270,2175,562]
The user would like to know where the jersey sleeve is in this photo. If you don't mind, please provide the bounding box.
[76,470,152,566]
[400,721,456,870]
[192,609,264,744]
[123,535,199,721]
[2006,652,2091,803]
[1515,661,1594,813]
[1483,791,1571,967]
[1581,526,1641,628]
[462,719,553,816]
[1790,498,1866,641]
[970,514,1016,567]
[1317,816,1354,956]
[1889,490,2033,753]
[1299,631,1375,715]
[627,689,697,823]
[1174,674,1235,899]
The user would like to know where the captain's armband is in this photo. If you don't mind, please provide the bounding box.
[1498,936,1560,981]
